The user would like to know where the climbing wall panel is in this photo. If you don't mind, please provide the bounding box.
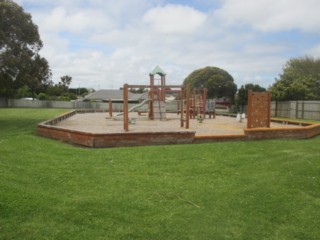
[247,91,271,128]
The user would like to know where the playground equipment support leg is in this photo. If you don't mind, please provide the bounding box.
[186,84,190,129]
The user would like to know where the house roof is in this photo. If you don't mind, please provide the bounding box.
[84,89,145,101]
[149,65,166,76]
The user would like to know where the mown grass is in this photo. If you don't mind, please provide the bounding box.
[1,108,320,239]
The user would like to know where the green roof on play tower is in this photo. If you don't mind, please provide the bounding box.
[149,65,166,76]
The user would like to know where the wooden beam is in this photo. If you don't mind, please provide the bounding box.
[149,76,154,120]
[180,100,184,127]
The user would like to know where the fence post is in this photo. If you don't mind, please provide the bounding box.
[109,99,112,117]
[123,84,129,132]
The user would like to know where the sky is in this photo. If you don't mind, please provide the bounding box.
[16,0,320,90]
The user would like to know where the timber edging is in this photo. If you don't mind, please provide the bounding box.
[38,124,196,148]
[244,123,320,140]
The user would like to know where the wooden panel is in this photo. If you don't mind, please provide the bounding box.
[247,91,271,128]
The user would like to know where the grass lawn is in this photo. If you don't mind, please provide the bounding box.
[1,108,320,239]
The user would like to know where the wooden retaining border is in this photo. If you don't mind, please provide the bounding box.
[38,125,195,148]
[37,110,320,148]
[38,110,195,148]
[244,124,320,140]
[194,134,247,143]
[194,123,320,143]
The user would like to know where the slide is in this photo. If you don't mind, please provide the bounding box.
[115,99,150,117]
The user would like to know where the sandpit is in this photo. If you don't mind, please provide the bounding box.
[38,111,320,148]
[55,112,299,135]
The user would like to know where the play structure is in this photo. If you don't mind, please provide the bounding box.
[188,88,215,119]
[108,65,215,132]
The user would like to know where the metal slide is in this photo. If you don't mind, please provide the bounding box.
[115,99,150,117]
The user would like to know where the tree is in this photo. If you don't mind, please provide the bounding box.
[46,75,73,100]
[183,66,237,102]
[270,56,320,101]
[15,85,31,98]
[60,75,72,90]
[0,0,51,98]
[69,87,89,97]
[130,87,147,94]
[236,83,266,112]
[18,54,52,99]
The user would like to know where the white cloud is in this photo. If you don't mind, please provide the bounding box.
[217,0,320,32]
[35,7,115,34]
[17,0,320,90]
[143,4,207,34]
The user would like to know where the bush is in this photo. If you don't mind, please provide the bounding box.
[59,96,70,101]
[37,92,49,100]
[68,92,77,100]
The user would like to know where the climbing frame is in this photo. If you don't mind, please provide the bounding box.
[247,90,272,128]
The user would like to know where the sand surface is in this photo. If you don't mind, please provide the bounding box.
[55,112,299,135]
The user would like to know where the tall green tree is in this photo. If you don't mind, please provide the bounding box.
[183,66,237,102]
[0,0,52,98]
[271,56,320,100]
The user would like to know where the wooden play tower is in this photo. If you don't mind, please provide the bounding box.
[122,65,191,132]
[148,65,167,120]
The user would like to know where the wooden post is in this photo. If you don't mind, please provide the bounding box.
[186,84,190,129]
[161,75,166,101]
[180,100,184,127]
[123,84,129,131]
[109,99,112,117]
[149,75,154,120]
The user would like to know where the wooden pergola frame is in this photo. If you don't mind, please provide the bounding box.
[123,83,190,132]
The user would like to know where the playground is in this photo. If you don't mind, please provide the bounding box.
[38,108,320,148]
[37,66,320,147]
